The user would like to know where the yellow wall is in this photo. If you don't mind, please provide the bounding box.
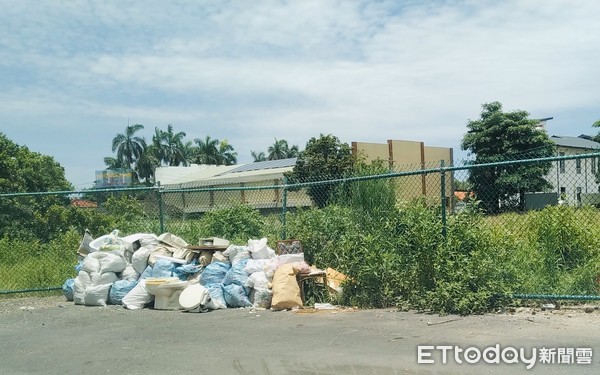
[351,139,453,206]
[352,142,390,165]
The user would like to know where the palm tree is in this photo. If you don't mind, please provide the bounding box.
[194,135,220,164]
[268,138,288,160]
[111,124,146,174]
[151,125,188,166]
[217,139,237,166]
[103,156,124,170]
[136,145,160,184]
[162,124,188,166]
[287,144,300,158]
[180,141,196,165]
[251,150,267,162]
[268,138,299,160]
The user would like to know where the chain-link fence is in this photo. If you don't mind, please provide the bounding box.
[2,152,600,306]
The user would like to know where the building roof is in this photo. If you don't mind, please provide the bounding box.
[220,158,297,175]
[156,158,298,188]
[551,135,600,150]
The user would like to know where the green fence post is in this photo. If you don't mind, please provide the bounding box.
[440,160,447,239]
[281,176,288,240]
[157,182,165,233]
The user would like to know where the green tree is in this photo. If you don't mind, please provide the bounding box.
[0,132,72,239]
[194,135,219,164]
[136,145,160,184]
[286,134,354,208]
[111,124,146,176]
[216,139,237,165]
[251,150,266,162]
[161,124,188,166]
[103,156,124,170]
[592,120,600,143]
[267,138,299,160]
[151,125,188,166]
[461,102,556,213]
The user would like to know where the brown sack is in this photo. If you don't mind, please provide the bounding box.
[271,264,302,310]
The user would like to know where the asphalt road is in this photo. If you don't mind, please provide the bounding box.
[0,296,599,374]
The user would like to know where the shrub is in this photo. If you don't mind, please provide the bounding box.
[195,204,266,244]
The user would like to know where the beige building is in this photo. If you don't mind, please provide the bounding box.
[352,139,454,206]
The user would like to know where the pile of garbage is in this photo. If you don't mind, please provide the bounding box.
[62,230,326,312]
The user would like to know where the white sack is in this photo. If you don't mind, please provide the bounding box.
[121,264,140,282]
[90,271,118,286]
[247,238,270,260]
[81,256,101,274]
[131,246,153,274]
[122,279,153,310]
[83,283,112,306]
[277,253,305,266]
[223,245,250,266]
[90,251,127,273]
[245,271,270,290]
[73,271,91,305]
[244,259,270,274]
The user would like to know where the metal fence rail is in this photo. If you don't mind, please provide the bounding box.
[2,152,600,301]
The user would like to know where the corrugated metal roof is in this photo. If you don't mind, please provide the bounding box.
[221,158,297,175]
[551,135,600,150]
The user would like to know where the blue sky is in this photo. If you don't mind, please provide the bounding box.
[1,0,599,188]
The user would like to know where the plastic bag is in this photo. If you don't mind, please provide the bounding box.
[244,259,270,274]
[151,259,174,278]
[140,265,153,280]
[250,287,272,309]
[206,284,227,309]
[223,245,251,266]
[62,278,75,301]
[173,262,202,281]
[245,271,269,290]
[223,284,252,308]
[247,238,270,260]
[108,280,138,305]
[200,262,230,286]
[122,280,153,310]
[222,259,250,294]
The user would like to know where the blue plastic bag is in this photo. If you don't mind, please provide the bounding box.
[207,284,227,309]
[223,284,252,308]
[62,278,75,301]
[108,280,138,305]
[174,261,202,281]
[152,259,174,278]
[222,260,250,294]
[140,265,153,279]
[200,262,231,286]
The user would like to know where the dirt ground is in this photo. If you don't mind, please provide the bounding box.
[0,296,599,374]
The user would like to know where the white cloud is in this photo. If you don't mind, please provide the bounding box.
[1,0,599,186]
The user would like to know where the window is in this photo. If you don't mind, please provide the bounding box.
[559,152,565,173]
[576,158,581,174]
[576,187,582,204]
[592,157,597,175]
